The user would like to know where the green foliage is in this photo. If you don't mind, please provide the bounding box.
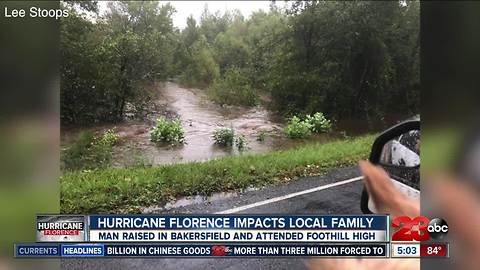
[285,113,333,138]
[182,39,220,88]
[175,2,419,119]
[97,129,119,147]
[212,128,235,146]
[267,1,420,119]
[213,18,250,74]
[61,1,419,125]
[62,129,119,171]
[150,117,185,145]
[212,128,248,150]
[176,18,220,88]
[61,2,177,124]
[305,113,333,133]
[61,135,375,213]
[208,67,258,106]
[235,135,248,150]
[284,116,313,139]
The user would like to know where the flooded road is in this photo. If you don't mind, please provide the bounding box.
[144,81,287,164]
[62,82,400,167]
[62,82,337,167]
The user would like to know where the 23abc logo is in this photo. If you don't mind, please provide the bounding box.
[392,216,449,241]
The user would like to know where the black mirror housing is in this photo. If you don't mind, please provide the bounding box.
[361,118,420,214]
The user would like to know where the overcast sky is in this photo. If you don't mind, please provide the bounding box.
[98,1,280,29]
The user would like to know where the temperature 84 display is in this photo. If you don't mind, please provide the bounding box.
[420,243,448,257]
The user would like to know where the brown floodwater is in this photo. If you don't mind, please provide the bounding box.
[109,82,336,166]
[61,82,402,167]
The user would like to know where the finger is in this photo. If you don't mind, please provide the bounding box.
[360,161,393,192]
[359,161,392,203]
[359,161,387,208]
[359,161,379,192]
[360,161,419,217]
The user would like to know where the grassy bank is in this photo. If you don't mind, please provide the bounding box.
[61,135,375,214]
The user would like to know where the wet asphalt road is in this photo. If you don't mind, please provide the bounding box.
[61,166,363,270]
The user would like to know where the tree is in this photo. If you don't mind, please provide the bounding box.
[60,1,178,124]
[60,4,103,124]
[267,1,419,119]
[61,0,420,124]
[213,16,250,74]
[199,5,232,44]
[180,35,220,87]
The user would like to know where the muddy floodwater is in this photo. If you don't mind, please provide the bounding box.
[143,81,288,164]
[61,82,384,167]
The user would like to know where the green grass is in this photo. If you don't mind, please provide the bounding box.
[61,135,375,214]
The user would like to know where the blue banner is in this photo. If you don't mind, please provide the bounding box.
[89,215,388,230]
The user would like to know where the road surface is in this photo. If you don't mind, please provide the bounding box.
[62,166,364,270]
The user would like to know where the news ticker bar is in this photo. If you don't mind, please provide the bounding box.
[14,243,450,258]
[36,215,390,243]
[15,243,389,258]
[16,242,450,258]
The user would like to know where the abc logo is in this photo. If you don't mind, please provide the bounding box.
[427,218,448,240]
[392,216,448,241]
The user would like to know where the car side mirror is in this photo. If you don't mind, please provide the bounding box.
[361,119,420,214]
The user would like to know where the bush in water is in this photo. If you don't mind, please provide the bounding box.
[150,117,185,145]
[305,112,332,133]
[284,116,312,139]
[212,128,235,146]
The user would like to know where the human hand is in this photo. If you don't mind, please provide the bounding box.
[359,160,419,218]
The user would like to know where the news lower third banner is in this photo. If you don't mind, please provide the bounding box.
[16,214,391,258]
[87,215,389,242]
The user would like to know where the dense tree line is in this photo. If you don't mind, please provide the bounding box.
[61,1,419,125]
[61,1,178,124]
